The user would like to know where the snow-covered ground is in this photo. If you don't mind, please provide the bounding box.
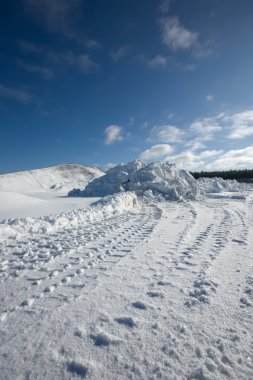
[0,164,103,219]
[0,164,253,379]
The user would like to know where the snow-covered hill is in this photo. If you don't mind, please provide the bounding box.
[0,164,104,193]
[0,164,104,219]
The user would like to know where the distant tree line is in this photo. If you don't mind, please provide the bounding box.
[191,169,253,183]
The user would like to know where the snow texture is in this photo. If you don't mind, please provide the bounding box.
[0,163,253,380]
[69,160,201,201]
[197,176,246,193]
[0,164,104,193]
[0,192,139,244]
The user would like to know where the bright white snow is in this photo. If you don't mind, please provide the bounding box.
[69,161,201,201]
[0,164,104,220]
[0,163,253,380]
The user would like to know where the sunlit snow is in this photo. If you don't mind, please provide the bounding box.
[0,162,253,379]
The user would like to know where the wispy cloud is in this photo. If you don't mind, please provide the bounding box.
[189,117,222,141]
[47,50,100,73]
[159,16,212,57]
[184,140,206,151]
[160,17,198,50]
[206,94,214,102]
[16,60,54,80]
[225,110,253,139]
[148,124,185,143]
[19,40,43,54]
[147,55,168,68]
[23,0,84,33]
[19,42,100,74]
[136,54,169,69]
[76,54,100,73]
[104,125,124,145]
[110,46,130,62]
[159,0,173,14]
[165,149,223,171]
[205,147,253,170]
[23,0,99,48]
[139,144,173,160]
[0,84,34,103]
[190,109,253,141]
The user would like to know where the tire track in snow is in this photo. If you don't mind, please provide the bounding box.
[0,203,161,321]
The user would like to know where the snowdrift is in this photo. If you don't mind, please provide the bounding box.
[0,192,139,243]
[197,177,241,193]
[0,164,104,193]
[69,161,201,201]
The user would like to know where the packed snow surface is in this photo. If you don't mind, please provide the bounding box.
[69,160,201,201]
[0,163,253,379]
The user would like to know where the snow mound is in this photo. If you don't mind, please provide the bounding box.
[0,164,104,193]
[0,192,139,243]
[69,161,201,201]
[197,177,241,193]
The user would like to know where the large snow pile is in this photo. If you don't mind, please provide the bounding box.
[197,177,241,193]
[0,192,139,243]
[0,164,104,193]
[69,161,201,201]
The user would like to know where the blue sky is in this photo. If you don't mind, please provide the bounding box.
[1,0,253,172]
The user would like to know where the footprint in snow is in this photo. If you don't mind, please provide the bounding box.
[67,360,88,378]
[147,291,164,298]
[131,301,148,310]
[90,331,121,346]
[115,316,137,328]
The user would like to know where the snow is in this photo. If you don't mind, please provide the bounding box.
[0,164,104,193]
[197,176,247,193]
[0,163,253,379]
[0,191,139,243]
[0,164,104,220]
[69,160,201,201]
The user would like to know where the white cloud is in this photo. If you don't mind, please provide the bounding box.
[189,109,253,140]
[185,140,206,151]
[225,110,253,139]
[206,94,214,102]
[104,125,124,145]
[165,149,223,171]
[160,17,198,50]
[148,124,184,143]
[139,144,173,160]
[205,147,253,170]
[148,55,168,68]
[110,46,130,62]
[189,118,222,140]
[0,84,33,103]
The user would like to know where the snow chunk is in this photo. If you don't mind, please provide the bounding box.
[197,177,242,193]
[0,192,139,243]
[69,161,201,201]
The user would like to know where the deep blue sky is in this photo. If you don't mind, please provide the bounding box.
[1,0,253,172]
